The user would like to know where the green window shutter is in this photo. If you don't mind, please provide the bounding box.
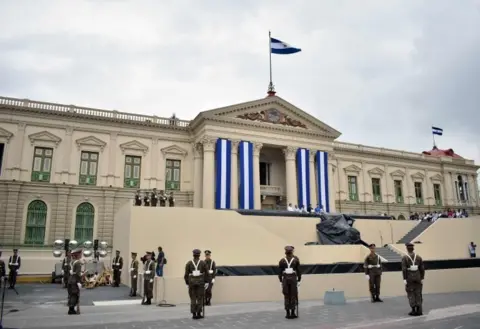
[24,200,47,245]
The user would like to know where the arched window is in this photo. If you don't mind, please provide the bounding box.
[74,202,95,243]
[398,214,406,221]
[25,200,47,245]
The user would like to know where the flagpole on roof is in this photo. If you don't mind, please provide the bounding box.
[432,128,436,149]
[267,30,276,96]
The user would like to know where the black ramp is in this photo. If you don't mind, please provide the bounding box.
[316,213,361,245]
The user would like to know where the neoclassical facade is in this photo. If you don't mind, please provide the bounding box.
[0,95,478,247]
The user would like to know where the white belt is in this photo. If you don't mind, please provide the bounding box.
[367,265,380,268]
[9,263,19,266]
[283,269,295,274]
[208,270,214,274]
[408,265,419,271]
[115,263,120,266]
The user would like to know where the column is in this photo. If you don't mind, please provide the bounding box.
[468,175,476,206]
[11,123,26,180]
[443,171,453,206]
[383,165,390,203]
[309,151,316,206]
[230,140,240,209]
[202,138,216,209]
[328,159,336,212]
[253,142,263,210]
[192,142,203,208]
[474,175,480,207]
[107,132,118,187]
[283,146,297,206]
[450,172,458,205]
[3,182,20,244]
[61,127,73,183]
[149,138,159,189]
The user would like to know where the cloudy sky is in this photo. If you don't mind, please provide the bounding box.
[1,0,480,163]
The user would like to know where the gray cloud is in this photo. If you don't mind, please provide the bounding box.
[0,0,479,162]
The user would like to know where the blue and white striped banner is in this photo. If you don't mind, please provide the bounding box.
[215,138,232,209]
[296,148,310,209]
[316,151,330,212]
[238,141,254,209]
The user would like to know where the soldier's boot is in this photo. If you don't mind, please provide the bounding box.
[415,306,423,316]
[206,298,211,306]
[408,307,416,316]
[376,296,383,302]
[291,309,298,319]
[132,291,137,297]
[198,311,204,319]
[371,294,376,303]
[68,307,77,315]
[192,312,198,320]
[145,298,151,305]
[285,310,291,319]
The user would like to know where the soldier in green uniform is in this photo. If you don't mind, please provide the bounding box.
[112,250,123,287]
[0,251,6,284]
[204,250,217,306]
[401,243,425,316]
[67,248,83,315]
[278,245,302,319]
[142,251,155,305]
[364,243,383,302]
[129,252,139,297]
[62,250,72,289]
[184,249,209,320]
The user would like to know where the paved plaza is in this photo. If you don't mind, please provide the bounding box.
[1,284,480,328]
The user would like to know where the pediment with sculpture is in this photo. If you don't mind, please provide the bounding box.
[236,108,307,129]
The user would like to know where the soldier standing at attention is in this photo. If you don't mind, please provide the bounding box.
[402,243,425,316]
[168,192,175,207]
[67,249,83,315]
[142,252,155,305]
[112,250,123,287]
[129,252,139,297]
[0,251,6,283]
[134,190,142,206]
[364,243,383,302]
[184,249,209,320]
[8,248,21,289]
[61,250,72,289]
[151,188,158,207]
[204,250,217,306]
[159,190,167,207]
[278,245,302,319]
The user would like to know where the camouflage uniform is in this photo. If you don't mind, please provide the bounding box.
[184,249,209,320]
[278,246,302,319]
[204,250,216,306]
[142,254,156,305]
[62,253,71,288]
[364,248,383,302]
[67,249,83,315]
[401,243,425,316]
[129,252,139,297]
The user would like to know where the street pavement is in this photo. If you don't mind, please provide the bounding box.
[2,284,480,328]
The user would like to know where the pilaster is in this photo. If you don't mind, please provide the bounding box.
[192,142,203,208]
[230,140,240,209]
[283,146,297,206]
[149,138,159,189]
[61,127,74,183]
[201,137,216,209]
[253,142,263,210]
[51,186,71,243]
[101,189,116,244]
[107,132,118,187]
[10,123,26,181]
[308,151,316,207]
[3,182,21,244]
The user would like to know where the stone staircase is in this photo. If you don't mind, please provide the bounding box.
[397,221,434,244]
[375,246,403,262]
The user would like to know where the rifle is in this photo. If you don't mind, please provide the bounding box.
[76,283,81,314]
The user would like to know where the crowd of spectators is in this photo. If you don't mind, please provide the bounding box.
[286,203,325,214]
[409,208,469,221]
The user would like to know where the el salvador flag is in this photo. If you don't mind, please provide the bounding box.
[270,37,301,55]
[432,126,443,136]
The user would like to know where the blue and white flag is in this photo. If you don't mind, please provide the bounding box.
[215,138,232,209]
[432,126,443,136]
[238,141,254,210]
[316,151,330,213]
[270,37,301,55]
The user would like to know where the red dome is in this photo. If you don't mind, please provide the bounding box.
[422,146,463,159]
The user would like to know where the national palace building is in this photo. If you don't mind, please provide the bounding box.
[0,94,478,248]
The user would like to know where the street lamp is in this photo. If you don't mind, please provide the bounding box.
[53,239,109,260]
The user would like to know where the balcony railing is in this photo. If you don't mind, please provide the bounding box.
[260,185,282,196]
[0,96,190,128]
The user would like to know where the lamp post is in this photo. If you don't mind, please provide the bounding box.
[53,239,109,262]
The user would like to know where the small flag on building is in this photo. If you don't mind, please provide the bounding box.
[432,126,443,136]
